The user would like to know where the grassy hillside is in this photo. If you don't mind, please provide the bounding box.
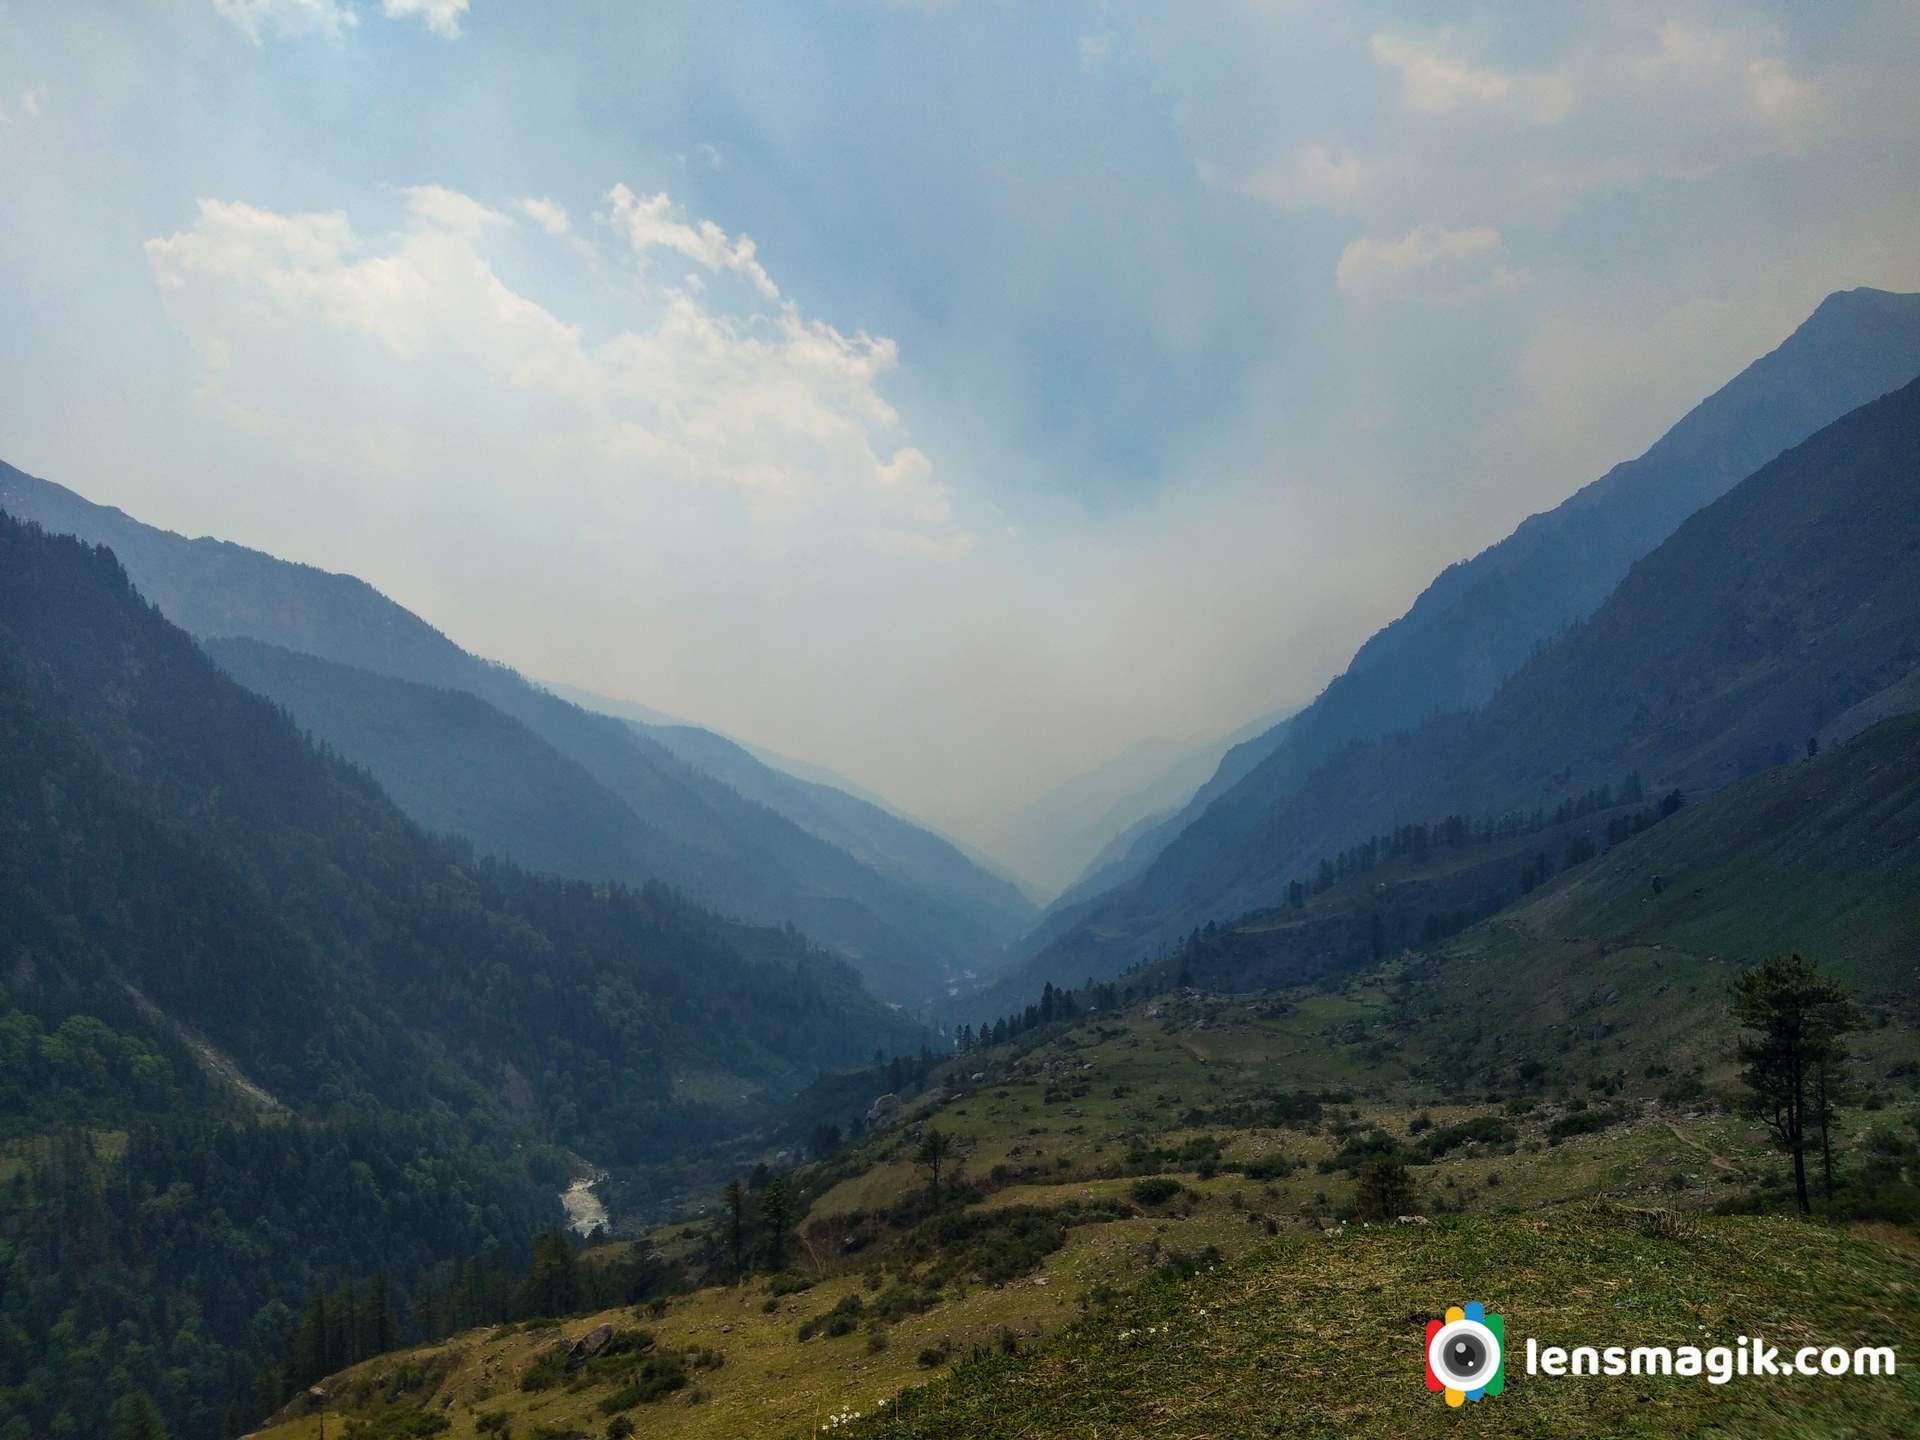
[849,1211,1920,1438]
[244,706,1920,1439]
[242,970,1920,1438]
[243,976,1920,1438]
[1515,713,1920,993]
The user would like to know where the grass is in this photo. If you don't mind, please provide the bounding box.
[245,895,1919,1440]
[845,1210,1920,1438]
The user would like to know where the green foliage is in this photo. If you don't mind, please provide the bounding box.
[1128,1177,1180,1206]
[1547,1108,1624,1141]
[1415,1114,1512,1161]
[1352,1157,1416,1221]
[905,1202,1132,1287]
[0,512,923,1437]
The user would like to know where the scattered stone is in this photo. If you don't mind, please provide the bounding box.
[568,1322,614,1364]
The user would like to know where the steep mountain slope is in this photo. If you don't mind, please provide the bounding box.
[1023,288,1920,974]
[1153,710,1920,1002]
[0,510,926,1153]
[1515,711,1920,991]
[0,462,1029,999]
[204,637,674,883]
[627,721,1033,944]
[1000,374,1920,996]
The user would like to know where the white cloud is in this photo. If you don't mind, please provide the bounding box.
[603,183,780,301]
[1334,223,1529,303]
[516,196,571,236]
[404,184,507,235]
[1209,141,1386,213]
[383,0,470,39]
[213,0,356,44]
[1370,32,1573,125]
[1634,21,1818,138]
[144,183,959,545]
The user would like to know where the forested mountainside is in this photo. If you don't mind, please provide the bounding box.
[1010,288,1920,985]
[615,720,1032,940]
[0,511,931,1436]
[0,509,926,1148]
[201,638,1024,1001]
[991,373,1920,1001]
[0,463,1031,1001]
[1143,709,1920,1001]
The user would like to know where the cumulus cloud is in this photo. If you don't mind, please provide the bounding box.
[144,183,960,545]
[383,0,470,39]
[1334,223,1529,303]
[1370,32,1573,125]
[213,0,356,44]
[603,184,781,301]
[1207,141,1386,213]
[1633,20,1820,140]
[516,196,571,236]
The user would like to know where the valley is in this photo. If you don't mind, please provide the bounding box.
[3,91,1919,1436]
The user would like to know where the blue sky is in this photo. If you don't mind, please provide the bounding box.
[3,1,1918,842]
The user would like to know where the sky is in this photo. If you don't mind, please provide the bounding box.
[2,1,1918,848]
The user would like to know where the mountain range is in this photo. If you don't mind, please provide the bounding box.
[981,288,1920,1011]
[0,462,1034,1003]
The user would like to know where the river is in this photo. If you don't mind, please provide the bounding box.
[560,1173,610,1237]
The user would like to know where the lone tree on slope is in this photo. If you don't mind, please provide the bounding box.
[1731,954,1859,1217]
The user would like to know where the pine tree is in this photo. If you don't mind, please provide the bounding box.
[1731,955,1859,1216]
[522,1230,580,1317]
[1353,1158,1415,1222]
[109,1390,170,1440]
[723,1178,746,1278]
[759,1177,793,1272]
[916,1128,954,1210]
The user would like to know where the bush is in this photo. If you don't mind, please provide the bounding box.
[1236,1153,1294,1181]
[1130,1176,1181,1206]
[1419,1115,1513,1161]
[1548,1108,1620,1141]
[797,1293,866,1342]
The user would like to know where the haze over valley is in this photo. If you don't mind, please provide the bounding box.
[4,6,1920,1439]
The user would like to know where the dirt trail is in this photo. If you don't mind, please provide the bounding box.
[1664,1120,1734,1171]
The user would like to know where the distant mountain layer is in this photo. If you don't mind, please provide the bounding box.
[0,509,927,1159]
[1002,287,1920,998]
[995,372,1920,1001]
[0,462,1033,1001]
[991,705,1298,903]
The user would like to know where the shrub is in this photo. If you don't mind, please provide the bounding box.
[1131,1177,1181,1206]
[1419,1115,1513,1161]
[1548,1108,1620,1141]
[797,1293,866,1342]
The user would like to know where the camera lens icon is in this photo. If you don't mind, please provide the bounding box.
[1424,1302,1504,1405]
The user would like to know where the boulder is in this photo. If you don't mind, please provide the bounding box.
[568,1322,615,1364]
